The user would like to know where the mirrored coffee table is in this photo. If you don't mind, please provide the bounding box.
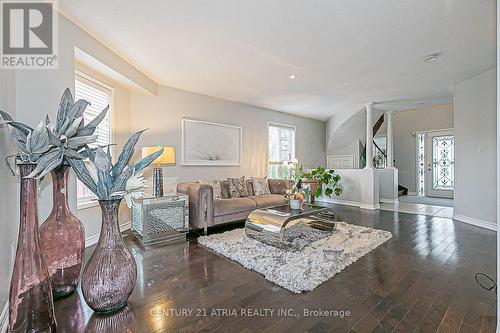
[245,204,337,248]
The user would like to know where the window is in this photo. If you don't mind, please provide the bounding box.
[75,72,113,206]
[267,123,295,178]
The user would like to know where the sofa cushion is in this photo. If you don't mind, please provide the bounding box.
[214,198,257,216]
[198,179,223,199]
[248,194,287,208]
[251,176,271,195]
[227,176,249,197]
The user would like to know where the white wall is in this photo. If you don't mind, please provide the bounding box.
[0,69,19,321]
[377,169,399,203]
[129,86,326,185]
[453,68,497,226]
[377,104,454,193]
[318,169,380,210]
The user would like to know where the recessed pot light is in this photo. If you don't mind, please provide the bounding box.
[289,74,296,79]
[423,53,441,63]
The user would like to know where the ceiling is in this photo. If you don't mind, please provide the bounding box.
[60,0,496,121]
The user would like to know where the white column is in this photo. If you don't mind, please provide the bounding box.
[365,102,374,169]
[386,111,395,168]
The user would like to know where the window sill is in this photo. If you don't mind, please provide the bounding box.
[77,200,99,210]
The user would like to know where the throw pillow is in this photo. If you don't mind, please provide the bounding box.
[199,180,223,200]
[251,176,271,195]
[227,176,249,197]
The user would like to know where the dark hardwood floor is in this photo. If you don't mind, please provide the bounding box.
[54,204,497,333]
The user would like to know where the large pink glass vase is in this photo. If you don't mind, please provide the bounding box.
[40,165,85,299]
[81,199,137,313]
[9,164,57,333]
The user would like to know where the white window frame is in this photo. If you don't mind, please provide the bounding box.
[267,122,296,178]
[75,70,114,210]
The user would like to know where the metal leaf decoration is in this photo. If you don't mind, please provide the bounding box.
[68,158,98,195]
[134,147,163,173]
[70,129,158,201]
[111,129,146,179]
[67,99,90,119]
[0,88,108,177]
[66,135,98,150]
[26,148,64,179]
[56,88,73,133]
[28,121,50,154]
[77,106,108,136]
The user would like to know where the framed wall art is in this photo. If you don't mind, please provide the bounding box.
[181,119,242,165]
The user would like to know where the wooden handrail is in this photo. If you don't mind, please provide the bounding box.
[373,114,384,136]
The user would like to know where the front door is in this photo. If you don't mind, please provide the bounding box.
[425,130,454,198]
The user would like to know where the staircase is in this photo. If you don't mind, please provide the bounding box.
[370,114,406,197]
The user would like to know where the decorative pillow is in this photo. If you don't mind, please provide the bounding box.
[199,180,223,200]
[227,176,249,197]
[251,176,271,196]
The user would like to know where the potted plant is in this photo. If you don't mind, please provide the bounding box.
[284,184,306,210]
[0,114,57,332]
[294,165,342,202]
[1,88,109,299]
[70,130,162,313]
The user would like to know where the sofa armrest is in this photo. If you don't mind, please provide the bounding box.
[268,179,293,195]
[177,182,214,234]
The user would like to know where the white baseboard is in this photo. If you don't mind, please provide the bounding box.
[452,214,497,231]
[85,221,132,248]
[0,302,8,333]
[360,203,381,210]
[380,198,399,204]
[317,198,380,211]
[318,197,360,207]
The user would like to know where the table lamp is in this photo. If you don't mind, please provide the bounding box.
[141,146,176,197]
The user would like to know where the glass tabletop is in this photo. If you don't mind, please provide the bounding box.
[263,204,329,217]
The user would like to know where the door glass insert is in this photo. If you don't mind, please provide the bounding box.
[432,135,454,190]
[417,133,425,195]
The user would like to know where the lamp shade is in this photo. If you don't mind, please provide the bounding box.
[142,146,176,165]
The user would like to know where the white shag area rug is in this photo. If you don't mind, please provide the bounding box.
[198,222,392,293]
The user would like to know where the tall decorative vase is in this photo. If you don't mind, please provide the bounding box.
[40,165,85,299]
[9,164,57,333]
[81,199,137,313]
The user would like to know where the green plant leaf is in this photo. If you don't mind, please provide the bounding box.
[314,187,322,198]
[324,187,333,197]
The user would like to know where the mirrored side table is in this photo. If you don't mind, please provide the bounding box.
[131,194,189,246]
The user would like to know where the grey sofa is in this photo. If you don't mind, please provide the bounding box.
[177,178,293,234]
